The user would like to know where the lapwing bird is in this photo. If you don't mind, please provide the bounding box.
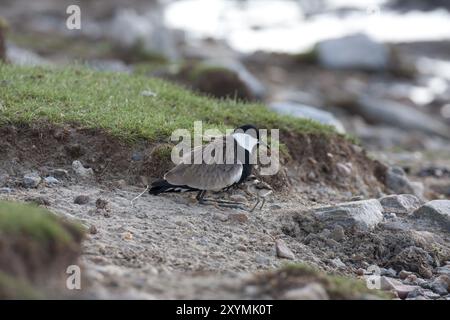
[149,124,266,208]
[245,175,273,212]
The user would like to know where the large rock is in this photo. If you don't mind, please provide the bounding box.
[379,194,422,215]
[72,160,94,179]
[355,96,450,138]
[269,101,345,133]
[313,199,383,231]
[317,33,389,71]
[412,200,450,232]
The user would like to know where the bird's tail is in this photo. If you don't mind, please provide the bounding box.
[149,179,197,195]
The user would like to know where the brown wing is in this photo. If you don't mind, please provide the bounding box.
[164,135,243,191]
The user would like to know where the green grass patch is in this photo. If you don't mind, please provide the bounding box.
[0,200,84,244]
[0,64,339,143]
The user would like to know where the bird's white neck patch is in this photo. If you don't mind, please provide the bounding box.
[232,132,258,153]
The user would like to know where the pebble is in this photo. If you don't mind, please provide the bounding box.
[74,195,90,205]
[44,176,59,186]
[228,213,248,223]
[23,172,41,188]
[275,239,295,260]
[122,232,133,241]
[330,225,345,242]
[399,270,412,280]
[0,187,12,194]
[381,267,397,277]
[96,198,108,210]
[89,225,98,234]
[50,169,70,179]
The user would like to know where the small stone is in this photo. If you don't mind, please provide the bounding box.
[122,232,133,241]
[381,268,397,277]
[275,239,295,260]
[213,213,229,222]
[89,225,98,234]
[96,198,108,210]
[282,283,329,300]
[336,162,352,176]
[72,160,94,179]
[114,179,127,188]
[228,213,248,223]
[25,196,50,206]
[74,195,90,205]
[50,169,70,179]
[356,268,365,276]
[331,257,346,269]
[270,204,282,210]
[131,153,143,161]
[23,172,41,188]
[399,270,412,280]
[406,274,418,283]
[330,225,345,242]
[0,187,12,194]
[44,176,59,186]
[379,194,422,215]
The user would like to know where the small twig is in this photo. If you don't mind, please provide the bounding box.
[130,185,149,207]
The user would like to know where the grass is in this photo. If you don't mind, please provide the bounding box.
[0,63,338,143]
[0,200,84,244]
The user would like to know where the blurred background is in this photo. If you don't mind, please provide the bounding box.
[1,0,450,195]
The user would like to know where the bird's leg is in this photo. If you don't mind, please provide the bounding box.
[250,199,261,213]
[196,190,207,204]
[259,198,266,210]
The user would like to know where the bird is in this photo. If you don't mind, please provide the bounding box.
[149,124,266,208]
[244,175,273,212]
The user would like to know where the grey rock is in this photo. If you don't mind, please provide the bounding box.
[275,239,295,260]
[282,283,329,300]
[411,200,450,232]
[88,59,131,73]
[436,266,450,276]
[431,278,448,295]
[381,268,397,277]
[379,194,422,215]
[50,169,70,179]
[355,96,450,138]
[269,101,345,133]
[44,176,59,186]
[385,167,423,198]
[23,172,42,188]
[0,187,12,194]
[317,33,389,71]
[72,160,94,179]
[313,199,384,231]
[330,225,345,242]
[6,43,49,66]
[74,195,90,205]
[331,257,346,269]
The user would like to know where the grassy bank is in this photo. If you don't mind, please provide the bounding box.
[0,64,337,142]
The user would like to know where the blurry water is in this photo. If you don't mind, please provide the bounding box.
[164,0,450,53]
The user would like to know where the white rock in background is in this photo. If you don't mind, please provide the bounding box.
[379,194,423,215]
[356,95,450,138]
[23,172,42,188]
[317,33,389,71]
[411,200,450,232]
[313,199,384,231]
[6,43,49,66]
[108,8,178,61]
[269,101,346,133]
[275,239,295,260]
